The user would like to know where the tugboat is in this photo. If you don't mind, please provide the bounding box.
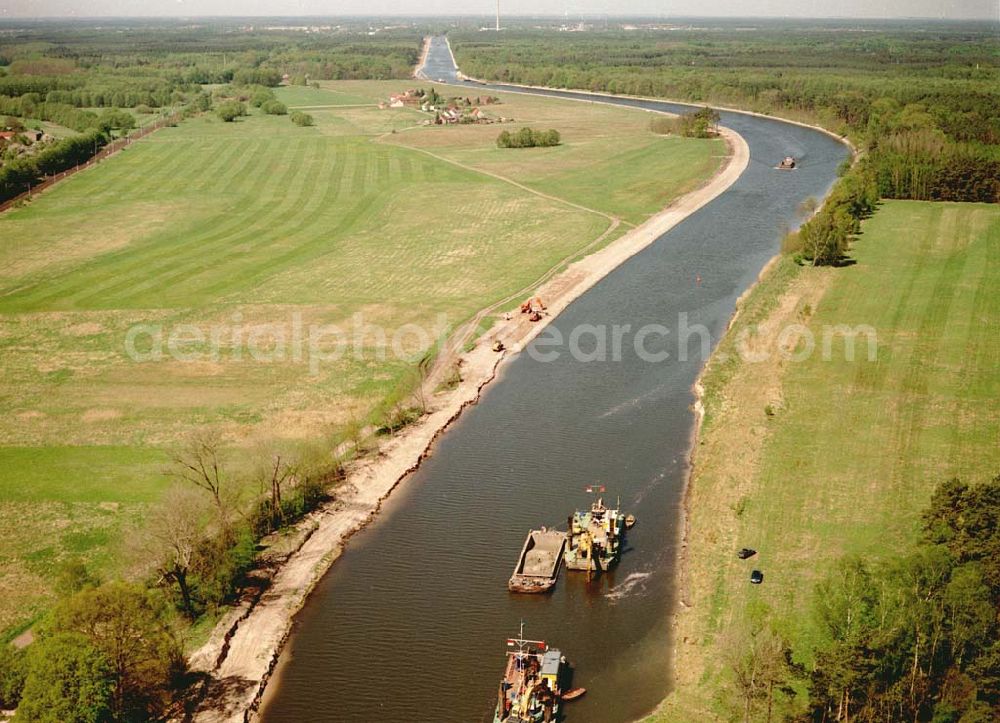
[494,623,567,723]
[564,486,629,576]
[777,156,797,170]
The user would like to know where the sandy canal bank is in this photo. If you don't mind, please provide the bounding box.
[188,125,749,723]
[413,36,430,79]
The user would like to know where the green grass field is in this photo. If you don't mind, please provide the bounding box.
[388,88,726,226]
[653,200,1000,720]
[0,80,722,637]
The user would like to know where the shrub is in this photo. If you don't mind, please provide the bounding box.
[192,92,212,112]
[2,114,24,131]
[232,68,282,87]
[261,100,287,115]
[676,107,720,138]
[191,529,256,608]
[0,645,26,709]
[16,633,114,723]
[215,100,246,123]
[249,87,275,108]
[54,560,101,597]
[496,126,561,148]
[96,107,135,133]
[290,111,314,127]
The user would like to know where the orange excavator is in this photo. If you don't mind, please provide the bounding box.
[520,296,546,322]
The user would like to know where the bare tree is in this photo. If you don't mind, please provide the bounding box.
[410,357,431,414]
[144,485,207,618]
[255,452,296,532]
[170,429,235,539]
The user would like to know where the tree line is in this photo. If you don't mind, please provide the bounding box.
[0,23,423,115]
[782,163,881,266]
[722,475,1000,722]
[650,107,721,138]
[0,129,109,202]
[0,22,424,201]
[806,476,1000,722]
[0,364,435,721]
[0,431,340,722]
[452,27,999,203]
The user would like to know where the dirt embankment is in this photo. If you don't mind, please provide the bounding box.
[652,259,834,720]
[188,127,749,723]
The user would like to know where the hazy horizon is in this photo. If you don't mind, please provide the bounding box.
[1,0,997,21]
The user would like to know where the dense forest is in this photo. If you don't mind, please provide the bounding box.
[807,477,1000,721]
[726,476,1000,722]
[0,22,423,202]
[452,23,1000,205]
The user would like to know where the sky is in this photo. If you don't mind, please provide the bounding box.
[0,0,997,19]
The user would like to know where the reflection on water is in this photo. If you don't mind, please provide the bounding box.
[260,36,848,723]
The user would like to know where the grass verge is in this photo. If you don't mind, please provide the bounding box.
[651,199,1000,720]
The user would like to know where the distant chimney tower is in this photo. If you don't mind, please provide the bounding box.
[496,0,500,31]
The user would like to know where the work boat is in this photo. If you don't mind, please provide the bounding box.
[564,487,630,576]
[494,624,565,723]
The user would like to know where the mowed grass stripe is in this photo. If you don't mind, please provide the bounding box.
[193,144,348,299]
[187,139,260,194]
[942,212,996,470]
[225,144,383,288]
[102,136,412,306]
[2,138,313,310]
[106,139,329,305]
[744,201,999,653]
[240,147,474,300]
[0,136,286,308]
[892,209,975,486]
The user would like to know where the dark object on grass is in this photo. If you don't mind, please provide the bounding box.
[738,548,757,559]
[750,570,764,584]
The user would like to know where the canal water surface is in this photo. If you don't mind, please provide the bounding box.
[261,36,849,723]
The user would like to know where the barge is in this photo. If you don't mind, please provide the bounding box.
[508,528,566,593]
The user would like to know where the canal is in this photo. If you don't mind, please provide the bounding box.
[261,35,849,723]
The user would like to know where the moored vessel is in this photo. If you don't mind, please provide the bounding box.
[564,487,628,575]
[494,624,566,723]
[508,528,567,593]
